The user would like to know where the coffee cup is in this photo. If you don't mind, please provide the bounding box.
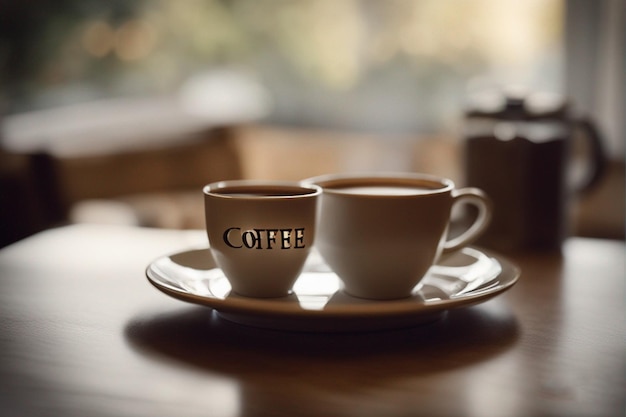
[305,173,492,299]
[203,180,321,298]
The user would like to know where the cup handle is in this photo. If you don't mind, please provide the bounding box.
[442,188,492,254]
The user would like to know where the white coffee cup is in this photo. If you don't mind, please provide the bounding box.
[305,172,492,299]
[204,180,321,298]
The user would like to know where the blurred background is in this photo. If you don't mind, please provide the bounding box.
[0,0,623,248]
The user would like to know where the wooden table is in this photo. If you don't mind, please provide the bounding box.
[0,224,623,417]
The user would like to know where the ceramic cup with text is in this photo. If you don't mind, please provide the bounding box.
[305,173,492,300]
[203,180,321,298]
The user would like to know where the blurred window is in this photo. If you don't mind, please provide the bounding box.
[1,0,564,136]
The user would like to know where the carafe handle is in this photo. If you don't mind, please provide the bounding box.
[573,117,607,193]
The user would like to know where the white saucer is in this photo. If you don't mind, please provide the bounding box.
[146,247,519,332]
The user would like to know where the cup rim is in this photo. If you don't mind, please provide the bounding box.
[303,172,454,197]
[203,179,322,200]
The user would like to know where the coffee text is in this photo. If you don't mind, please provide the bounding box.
[223,227,306,249]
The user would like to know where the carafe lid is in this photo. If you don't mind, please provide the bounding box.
[465,90,569,121]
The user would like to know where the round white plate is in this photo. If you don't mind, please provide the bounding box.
[146,247,519,332]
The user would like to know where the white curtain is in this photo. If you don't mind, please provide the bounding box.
[566,0,625,158]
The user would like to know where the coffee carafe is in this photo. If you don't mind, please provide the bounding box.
[463,92,606,251]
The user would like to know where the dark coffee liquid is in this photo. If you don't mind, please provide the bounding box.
[216,186,315,197]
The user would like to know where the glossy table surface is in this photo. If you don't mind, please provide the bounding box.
[0,224,623,417]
